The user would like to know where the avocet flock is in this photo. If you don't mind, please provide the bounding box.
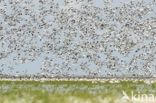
[0,0,156,79]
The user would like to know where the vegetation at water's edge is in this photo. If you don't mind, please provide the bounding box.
[0,80,156,103]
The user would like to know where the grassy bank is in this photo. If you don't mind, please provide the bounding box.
[0,80,156,103]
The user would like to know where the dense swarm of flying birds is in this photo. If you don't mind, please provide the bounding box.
[0,0,156,78]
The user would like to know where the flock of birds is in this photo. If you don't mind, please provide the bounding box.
[0,0,156,79]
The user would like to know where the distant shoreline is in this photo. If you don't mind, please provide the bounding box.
[0,76,156,84]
